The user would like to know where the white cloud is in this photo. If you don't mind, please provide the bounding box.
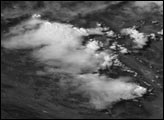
[121,27,148,49]
[2,17,146,109]
[76,74,146,109]
[157,29,163,35]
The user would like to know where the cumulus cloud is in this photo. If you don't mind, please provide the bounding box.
[121,27,148,49]
[76,74,146,109]
[2,18,101,73]
[2,17,146,109]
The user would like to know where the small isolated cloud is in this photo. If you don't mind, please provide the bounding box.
[121,27,148,49]
[2,17,146,109]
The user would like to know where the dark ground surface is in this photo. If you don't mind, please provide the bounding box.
[1,1,163,119]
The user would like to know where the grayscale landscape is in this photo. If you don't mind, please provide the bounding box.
[1,1,163,119]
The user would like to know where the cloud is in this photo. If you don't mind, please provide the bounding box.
[75,74,146,109]
[121,27,148,49]
[2,17,146,109]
